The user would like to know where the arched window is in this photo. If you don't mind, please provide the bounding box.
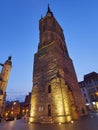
[48,104,51,116]
[48,85,51,93]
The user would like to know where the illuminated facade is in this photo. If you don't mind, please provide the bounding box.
[30,6,87,123]
[21,92,31,117]
[0,56,12,116]
[3,101,20,120]
[79,72,98,110]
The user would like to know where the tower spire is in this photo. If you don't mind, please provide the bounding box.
[8,56,12,61]
[41,15,43,19]
[48,4,51,13]
[46,4,53,16]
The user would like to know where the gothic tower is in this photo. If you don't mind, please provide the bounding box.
[0,56,12,115]
[30,6,87,123]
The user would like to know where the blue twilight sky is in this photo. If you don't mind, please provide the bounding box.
[0,0,98,101]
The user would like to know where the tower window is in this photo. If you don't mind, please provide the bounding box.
[48,104,51,116]
[84,93,86,97]
[43,25,45,32]
[48,85,51,93]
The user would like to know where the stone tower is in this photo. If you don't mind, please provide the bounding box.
[0,56,12,115]
[29,6,87,123]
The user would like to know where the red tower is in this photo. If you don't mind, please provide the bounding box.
[29,6,87,123]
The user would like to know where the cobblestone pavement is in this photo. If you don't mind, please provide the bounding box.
[0,112,98,130]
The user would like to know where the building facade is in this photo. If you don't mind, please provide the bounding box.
[29,6,87,123]
[0,56,12,116]
[3,101,20,121]
[79,72,98,110]
[21,92,31,118]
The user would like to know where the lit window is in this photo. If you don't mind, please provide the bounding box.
[13,102,16,105]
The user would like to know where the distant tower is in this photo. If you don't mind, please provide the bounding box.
[0,56,12,115]
[29,6,87,123]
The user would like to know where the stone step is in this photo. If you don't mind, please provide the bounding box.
[41,117,53,124]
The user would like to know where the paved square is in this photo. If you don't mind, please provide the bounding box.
[0,112,98,130]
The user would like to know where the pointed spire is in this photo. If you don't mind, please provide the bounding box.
[46,4,53,17]
[8,56,11,61]
[41,15,43,19]
[5,56,12,66]
[47,4,51,13]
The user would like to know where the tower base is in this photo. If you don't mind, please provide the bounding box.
[29,115,76,124]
